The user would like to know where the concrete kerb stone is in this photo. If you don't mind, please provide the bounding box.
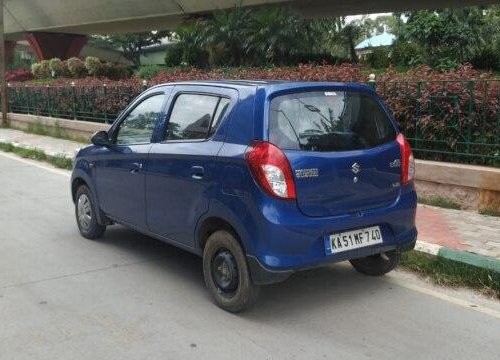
[415,240,500,273]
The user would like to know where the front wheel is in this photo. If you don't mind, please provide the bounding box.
[75,185,106,240]
[203,230,259,312]
[349,250,401,276]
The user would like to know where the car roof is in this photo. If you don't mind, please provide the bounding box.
[150,80,374,93]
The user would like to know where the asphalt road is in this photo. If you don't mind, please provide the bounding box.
[0,152,499,360]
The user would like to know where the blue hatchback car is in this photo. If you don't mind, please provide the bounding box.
[71,80,417,312]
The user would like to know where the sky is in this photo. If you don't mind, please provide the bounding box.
[345,13,392,23]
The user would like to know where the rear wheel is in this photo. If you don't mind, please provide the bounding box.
[75,185,106,240]
[349,250,401,276]
[203,230,259,312]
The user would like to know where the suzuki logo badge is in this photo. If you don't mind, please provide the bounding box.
[351,162,361,174]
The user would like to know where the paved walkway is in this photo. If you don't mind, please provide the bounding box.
[417,205,500,259]
[0,127,83,158]
[1,127,499,263]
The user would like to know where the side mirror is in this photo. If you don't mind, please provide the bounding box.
[91,131,110,147]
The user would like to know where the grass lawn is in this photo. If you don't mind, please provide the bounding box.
[0,142,73,170]
[400,251,500,300]
[418,195,462,210]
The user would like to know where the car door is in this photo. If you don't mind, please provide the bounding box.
[146,85,236,247]
[95,91,169,229]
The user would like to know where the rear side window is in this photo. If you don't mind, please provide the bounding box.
[209,97,231,137]
[165,94,230,141]
[269,91,396,152]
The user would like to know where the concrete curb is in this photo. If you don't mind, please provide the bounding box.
[415,240,500,273]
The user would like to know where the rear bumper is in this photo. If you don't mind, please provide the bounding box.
[248,231,416,285]
[244,185,417,284]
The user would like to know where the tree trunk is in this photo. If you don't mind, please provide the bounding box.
[348,36,358,63]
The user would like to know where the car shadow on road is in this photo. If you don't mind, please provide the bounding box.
[246,266,393,321]
[100,225,393,319]
[100,225,206,281]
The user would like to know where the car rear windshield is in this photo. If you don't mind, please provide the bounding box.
[269,91,396,152]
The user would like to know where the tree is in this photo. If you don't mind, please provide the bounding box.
[243,7,307,65]
[360,15,399,37]
[99,31,170,66]
[174,22,209,67]
[300,17,364,63]
[333,18,363,63]
[484,6,500,50]
[395,8,487,69]
[202,7,252,66]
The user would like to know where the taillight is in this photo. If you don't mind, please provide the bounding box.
[245,141,296,200]
[396,133,415,185]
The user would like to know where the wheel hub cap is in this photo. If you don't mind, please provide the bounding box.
[77,194,92,231]
[212,250,238,292]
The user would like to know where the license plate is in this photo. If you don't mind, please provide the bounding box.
[325,226,383,255]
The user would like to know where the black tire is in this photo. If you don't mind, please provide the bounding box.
[349,250,401,276]
[75,185,106,240]
[203,230,259,312]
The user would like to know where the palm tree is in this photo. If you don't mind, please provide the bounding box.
[334,18,363,63]
[243,7,306,66]
[202,7,251,66]
[175,22,208,67]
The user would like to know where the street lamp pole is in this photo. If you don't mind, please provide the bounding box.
[0,0,8,125]
[0,0,7,126]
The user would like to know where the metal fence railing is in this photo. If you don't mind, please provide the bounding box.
[371,80,499,167]
[6,80,500,167]
[8,83,147,124]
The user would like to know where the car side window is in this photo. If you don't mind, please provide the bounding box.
[165,93,229,141]
[115,94,165,145]
[208,97,231,137]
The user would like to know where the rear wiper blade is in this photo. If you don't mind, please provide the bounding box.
[304,104,321,113]
[297,99,331,124]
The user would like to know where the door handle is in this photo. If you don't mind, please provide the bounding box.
[191,165,204,179]
[130,162,143,174]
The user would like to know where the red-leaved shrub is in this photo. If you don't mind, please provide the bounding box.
[375,65,499,165]
[7,64,499,166]
[6,68,33,82]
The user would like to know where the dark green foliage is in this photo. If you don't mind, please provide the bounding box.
[335,22,362,63]
[97,31,170,67]
[164,43,184,67]
[240,7,308,66]
[202,7,252,66]
[138,65,162,79]
[166,7,360,67]
[469,46,500,71]
[391,6,500,71]
[164,6,497,71]
[173,23,210,68]
[400,8,485,68]
[391,40,421,67]
[8,51,33,71]
[365,48,391,69]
